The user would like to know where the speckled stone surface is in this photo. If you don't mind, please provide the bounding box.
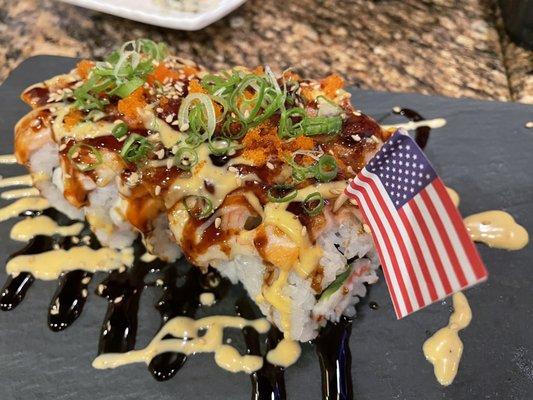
[0,0,531,103]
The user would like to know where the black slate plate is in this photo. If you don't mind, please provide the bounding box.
[0,56,531,400]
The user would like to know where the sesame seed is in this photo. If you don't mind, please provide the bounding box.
[526,121,533,129]
[392,106,401,113]
[155,149,165,159]
[351,134,361,141]
[71,236,80,244]
[59,143,67,151]
[155,185,161,196]
[266,162,275,170]
[166,158,174,169]
[30,118,41,127]
[363,224,371,233]
[81,289,88,297]
[214,217,222,229]
[156,107,164,113]
[180,123,189,132]
[165,114,174,123]
[114,296,123,304]
[81,277,91,285]
[228,166,238,173]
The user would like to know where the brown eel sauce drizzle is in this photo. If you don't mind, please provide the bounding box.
[392,107,431,150]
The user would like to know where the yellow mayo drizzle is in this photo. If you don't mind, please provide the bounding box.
[382,118,447,131]
[0,154,17,164]
[262,203,323,278]
[10,216,84,241]
[423,292,471,386]
[266,338,301,368]
[166,145,242,210]
[200,292,216,306]
[53,105,116,141]
[1,187,40,200]
[141,107,185,148]
[92,315,270,374]
[464,210,529,250]
[6,246,134,280]
[0,174,33,188]
[0,197,50,222]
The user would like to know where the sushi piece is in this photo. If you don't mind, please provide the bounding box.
[15,39,393,341]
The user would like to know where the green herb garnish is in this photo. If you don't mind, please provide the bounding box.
[67,143,103,171]
[73,39,167,110]
[302,192,325,216]
[120,134,153,163]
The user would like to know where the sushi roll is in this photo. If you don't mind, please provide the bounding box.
[15,39,394,341]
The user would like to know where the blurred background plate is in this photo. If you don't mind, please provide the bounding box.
[58,0,247,30]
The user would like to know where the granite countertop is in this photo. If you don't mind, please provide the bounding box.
[0,0,531,103]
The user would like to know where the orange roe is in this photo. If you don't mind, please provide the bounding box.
[320,74,344,99]
[117,87,146,129]
[188,79,207,94]
[76,60,94,80]
[146,64,181,85]
[183,65,199,77]
[242,122,316,166]
[63,109,84,130]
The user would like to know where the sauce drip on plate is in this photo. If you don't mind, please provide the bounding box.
[423,292,471,386]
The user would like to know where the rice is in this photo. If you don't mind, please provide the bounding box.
[216,217,379,341]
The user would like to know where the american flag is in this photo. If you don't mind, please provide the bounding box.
[345,129,488,318]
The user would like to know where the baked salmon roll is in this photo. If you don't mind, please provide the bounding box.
[15,39,392,340]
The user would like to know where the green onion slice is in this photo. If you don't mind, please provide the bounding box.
[301,115,343,136]
[112,76,145,98]
[178,93,217,140]
[279,108,307,139]
[316,154,338,182]
[183,195,213,219]
[112,122,128,138]
[316,95,342,117]
[174,147,198,170]
[302,192,325,216]
[67,143,103,171]
[120,134,153,163]
[267,185,298,203]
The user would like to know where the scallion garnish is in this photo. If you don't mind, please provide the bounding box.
[267,185,298,203]
[112,122,128,138]
[174,147,198,170]
[120,134,153,163]
[178,93,216,141]
[183,195,213,219]
[316,154,338,182]
[302,192,325,216]
[67,143,103,172]
[300,115,343,136]
[73,39,167,110]
[279,108,307,139]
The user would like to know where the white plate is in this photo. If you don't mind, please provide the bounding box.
[59,0,247,30]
